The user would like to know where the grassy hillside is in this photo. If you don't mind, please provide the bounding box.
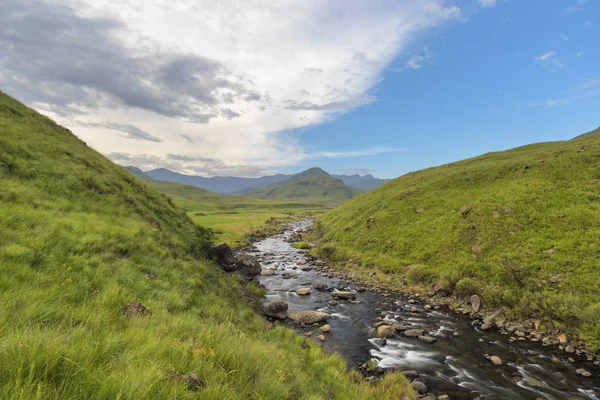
[124,167,326,247]
[245,168,360,206]
[315,130,600,347]
[0,91,414,399]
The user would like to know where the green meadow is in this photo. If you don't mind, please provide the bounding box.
[125,169,328,247]
[0,91,415,399]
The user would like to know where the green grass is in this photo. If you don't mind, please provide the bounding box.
[243,168,361,206]
[315,129,600,348]
[0,91,415,399]
[124,169,328,247]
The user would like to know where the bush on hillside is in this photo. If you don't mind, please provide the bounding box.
[406,264,438,284]
[455,277,482,297]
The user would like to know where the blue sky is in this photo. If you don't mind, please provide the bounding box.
[288,0,599,178]
[1,0,598,179]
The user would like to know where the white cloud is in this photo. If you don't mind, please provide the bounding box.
[566,0,586,12]
[546,88,600,106]
[312,146,401,159]
[560,33,569,41]
[2,0,462,177]
[535,51,562,68]
[531,79,600,107]
[577,50,584,57]
[478,0,497,8]
[406,55,425,70]
[536,51,556,61]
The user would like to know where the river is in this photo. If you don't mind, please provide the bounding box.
[250,219,600,399]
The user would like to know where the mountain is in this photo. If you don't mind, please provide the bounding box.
[244,167,360,205]
[332,173,390,191]
[145,167,289,194]
[315,128,600,348]
[0,90,409,398]
[124,165,154,180]
[145,167,388,194]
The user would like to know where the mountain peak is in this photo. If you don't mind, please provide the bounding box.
[294,167,330,179]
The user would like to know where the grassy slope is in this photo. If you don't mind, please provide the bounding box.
[316,130,600,347]
[0,91,413,399]
[245,168,359,206]
[125,167,327,247]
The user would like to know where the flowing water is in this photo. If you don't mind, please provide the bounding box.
[252,220,600,399]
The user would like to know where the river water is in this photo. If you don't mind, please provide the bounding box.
[252,220,600,399]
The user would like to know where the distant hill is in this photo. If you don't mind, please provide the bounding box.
[125,165,280,206]
[124,165,154,181]
[144,167,388,194]
[145,168,289,194]
[315,127,600,348]
[332,173,390,191]
[244,167,360,205]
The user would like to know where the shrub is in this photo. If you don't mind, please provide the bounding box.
[292,241,310,250]
[406,264,438,284]
[455,277,482,297]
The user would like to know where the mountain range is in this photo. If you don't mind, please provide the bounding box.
[143,167,389,194]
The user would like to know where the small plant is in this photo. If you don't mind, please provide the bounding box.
[501,256,529,288]
[455,277,482,297]
[406,264,438,284]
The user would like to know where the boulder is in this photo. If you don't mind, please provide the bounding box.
[169,372,207,391]
[314,282,329,291]
[296,288,311,295]
[261,270,275,276]
[490,356,502,366]
[332,291,357,300]
[289,310,329,324]
[377,325,396,338]
[559,333,568,345]
[236,253,261,276]
[565,345,575,354]
[418,335,437,344]
[470,295,481,312]
[317,335,326,341]
[319,324,331,333]
[263,300,288,319]
[123,301,152,317]
[410,381,428,394]
[460,205,472,215]
[404,329,424,338]
[211,243,237,272]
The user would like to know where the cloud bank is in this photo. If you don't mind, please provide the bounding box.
[0,0,462,176]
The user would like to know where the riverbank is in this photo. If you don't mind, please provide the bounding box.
[249,219,600,399]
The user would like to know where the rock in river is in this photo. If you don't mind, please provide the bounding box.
[419,335,437,344]
[332,291,357,300]
[295,288,311,295]
[289,310,329,324]
[410,381,428,394]
[490,356,502,366]
[404,329,424,338]
[377,325,396,338]
[263,300,288,319]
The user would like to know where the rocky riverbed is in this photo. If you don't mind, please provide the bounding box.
[246,219,600,399]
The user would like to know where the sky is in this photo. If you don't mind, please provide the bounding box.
[1,0,598,179]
